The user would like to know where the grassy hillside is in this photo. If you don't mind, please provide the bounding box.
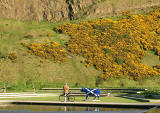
[0,7,160,91]
[0,18,101,90]
[142,51,160,67]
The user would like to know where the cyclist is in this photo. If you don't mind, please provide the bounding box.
[63,83,69,97]
[59,83,74,102]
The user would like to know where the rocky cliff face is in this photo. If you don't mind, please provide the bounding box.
[0,0,68,21]
[0,0,159,22]
[67,0,96,20]
[0,0,97,22]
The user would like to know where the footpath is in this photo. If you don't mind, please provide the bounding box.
[0,93,57,98]
[0,93,160,108]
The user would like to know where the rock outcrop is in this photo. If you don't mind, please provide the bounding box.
[0,0,159,22]
[0,0,69,21]
[0,0,98,21]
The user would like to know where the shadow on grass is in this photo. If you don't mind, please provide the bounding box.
[116,94,149,102]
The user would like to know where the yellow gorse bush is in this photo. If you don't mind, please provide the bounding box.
[56,9,160,80]
[6,51,18,62]
[22,41,67,63]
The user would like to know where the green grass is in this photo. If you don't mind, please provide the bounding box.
[97,77,160,91]
[100,0,107,3]
[0,96,145,103]
[75,97,143,103]
[0,18,101,90]
[0,18,50,55]
[142,51,160,67]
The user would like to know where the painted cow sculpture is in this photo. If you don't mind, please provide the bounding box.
[81,87,100,100]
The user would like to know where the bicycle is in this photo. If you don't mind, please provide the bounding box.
[59,92,75,102]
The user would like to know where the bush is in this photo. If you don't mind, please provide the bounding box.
[22,41,67,63]
[123,34,130,39]
[141,90,160,98]
[92,24,106,32]
[104,48,111,53]
[56,9,160,80]
[0,52,5,58]
[153,64,160,69]
[24,34,33,39]
[74,82,80,87]
[47,32,54,37]
[6,51,18,62]
[115,57,123,65]
[96,76,104,87]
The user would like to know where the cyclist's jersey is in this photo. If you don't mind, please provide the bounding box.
[63,85,69,94]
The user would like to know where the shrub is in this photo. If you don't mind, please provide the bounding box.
[104,48,111,53]
[24,35,33,39]
[74,82,80,87]
[0,52,5,59]
[115,57,123,65]
[156,28,160,34]
[47,32,54,37]
[95,76,104,87]
[6,51,18,62]
[22,41,67,63]
[123,34,130,39]
[92,24,106,32]
[141,90,160,98]
[153,64,160,69]
[56,9,160,80]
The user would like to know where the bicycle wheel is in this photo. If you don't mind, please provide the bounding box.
[59,95,65,102]
[68,96,75,102]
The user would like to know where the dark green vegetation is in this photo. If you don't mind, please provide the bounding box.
[140,90,160,98]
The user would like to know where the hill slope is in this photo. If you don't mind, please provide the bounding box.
[0,18,101,89]
[56,8,160,80]
[0,6,160,90]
